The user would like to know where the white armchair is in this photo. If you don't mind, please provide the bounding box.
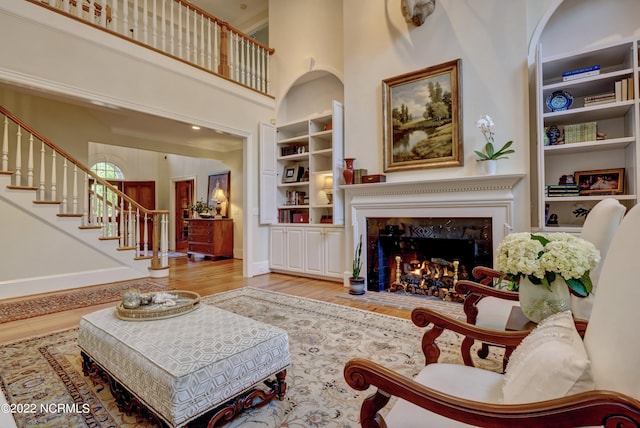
[344,201,640,427]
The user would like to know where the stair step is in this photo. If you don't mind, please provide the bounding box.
[57,213,83,218]
[118,246,137,251]
[0,170,13,176]
[135,255,153,260]
[79,225,102,230]
[6,185,38,191]
[34,200,61,205]
[99,236,121,241]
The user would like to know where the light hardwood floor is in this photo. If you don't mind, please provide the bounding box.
[0,256,412,345]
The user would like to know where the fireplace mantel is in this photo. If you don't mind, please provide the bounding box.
[341,174,525,286]
[341,174,524,197]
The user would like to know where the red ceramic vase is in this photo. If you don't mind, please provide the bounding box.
[343,158,355,185]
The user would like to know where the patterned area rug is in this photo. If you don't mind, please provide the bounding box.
[0,280,171,324]
[0,287,504,428]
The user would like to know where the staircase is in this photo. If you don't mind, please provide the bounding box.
[0,105,169,299]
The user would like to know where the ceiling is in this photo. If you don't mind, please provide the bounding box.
[3,1,270,156]
[188,0,269,34]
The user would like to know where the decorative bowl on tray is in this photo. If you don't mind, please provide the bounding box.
[116,290,201,321]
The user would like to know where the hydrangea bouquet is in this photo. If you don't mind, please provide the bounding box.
[495,232,600,297]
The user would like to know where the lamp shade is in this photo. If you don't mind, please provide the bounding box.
[213,187,226,202]
[322,176,333,190]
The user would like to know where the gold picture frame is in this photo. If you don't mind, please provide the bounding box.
[575,168,624,196]
[382,59,463,172]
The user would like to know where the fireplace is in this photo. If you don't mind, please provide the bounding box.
[367,217,491,293]
[343,174,524,289]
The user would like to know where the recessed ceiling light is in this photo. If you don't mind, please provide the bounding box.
[191,125,201,130]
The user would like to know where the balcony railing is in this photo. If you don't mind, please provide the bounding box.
[30,0,275,95]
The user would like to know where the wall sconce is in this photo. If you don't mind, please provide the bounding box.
[322,176,333,204]
[212,187,227,218]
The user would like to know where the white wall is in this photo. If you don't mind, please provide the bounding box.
[0,0,275,277]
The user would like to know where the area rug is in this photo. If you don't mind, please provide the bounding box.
[0,287,504,428]
[0,279,171,324]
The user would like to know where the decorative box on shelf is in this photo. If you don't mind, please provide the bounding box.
[362,174,386,183]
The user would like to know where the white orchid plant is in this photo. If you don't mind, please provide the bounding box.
[495,232,600,297]
[474,114,515,161]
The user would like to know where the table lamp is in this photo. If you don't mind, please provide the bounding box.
[212,187,227,218]
[322,176,333,204]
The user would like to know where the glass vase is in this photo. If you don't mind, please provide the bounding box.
[518,275,570,323]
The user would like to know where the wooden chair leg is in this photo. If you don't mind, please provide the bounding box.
[477,342,490,359]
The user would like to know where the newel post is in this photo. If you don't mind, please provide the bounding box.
[218,22,230,77]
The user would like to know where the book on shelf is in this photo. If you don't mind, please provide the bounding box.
[562,64,600,78]
[284,190,306,206]
[584,92,616,106]
[562,68,600,82]
[562,121,597,144]
[278,208,309,223]
[353,168,368,184]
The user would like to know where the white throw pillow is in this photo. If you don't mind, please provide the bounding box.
[502,310,594,404]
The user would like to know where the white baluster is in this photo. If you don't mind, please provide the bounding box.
[50,150,57,200]
[75,0,82,18]
[161,213,168,267]
[88,1,95,23]
[251,43,257,89]
[193,8,199,65]
[27,134,34,187]
[206,18,212,70]
[160,0,166,51]
[102,183,108,236]
[142,0,148,44]
[199,14,205,67]
[132,0,138,40]
[72,164,78,214]
[99,0,107,27]
[143,211,149,255]
[213,21,219,70]
[2,116,8,171]
[185,7,190,62]
[83,172,89,226]
[135,208,141,257]
[123,0,129,37]
[62,0,70,14]
[119,194,125,246]
[151,0,157,48]
[61,158,68,212]
[111,0,119,34]
[15,127,22,186]
[177,4,182,58]
[39,141,46,199]
[169,0,174,55]
[127,203,133,249]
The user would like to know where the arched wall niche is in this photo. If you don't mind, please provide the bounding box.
[276,69,344,124]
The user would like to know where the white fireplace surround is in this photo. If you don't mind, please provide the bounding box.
[343,174,525,285]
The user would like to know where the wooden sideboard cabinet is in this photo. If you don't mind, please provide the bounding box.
[186,219,233,259]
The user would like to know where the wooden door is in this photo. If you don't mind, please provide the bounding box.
[123,181,156,250]
[175,179,194,252]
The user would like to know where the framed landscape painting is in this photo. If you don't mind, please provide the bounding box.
[382,59,463,172]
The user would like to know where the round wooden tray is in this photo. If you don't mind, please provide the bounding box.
[115,290,201,321]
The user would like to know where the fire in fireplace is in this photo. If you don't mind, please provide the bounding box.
[366,217,492,294]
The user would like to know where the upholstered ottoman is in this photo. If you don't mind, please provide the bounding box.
[78,303,290,427]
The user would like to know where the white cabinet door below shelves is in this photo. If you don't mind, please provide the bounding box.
[304,228,324,276]
[323,228,345,279]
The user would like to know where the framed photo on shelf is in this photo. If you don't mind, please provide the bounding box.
[283,165,297,183]
[575,168,624,196]
[382,58,463,172]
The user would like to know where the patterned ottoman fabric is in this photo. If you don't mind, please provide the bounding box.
[78,304,290,427]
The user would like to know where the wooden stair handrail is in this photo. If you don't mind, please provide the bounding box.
[0,105,165,218]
